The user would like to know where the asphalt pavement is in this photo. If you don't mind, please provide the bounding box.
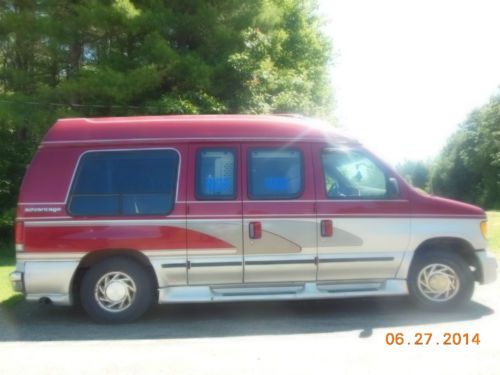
[0,274,498,374]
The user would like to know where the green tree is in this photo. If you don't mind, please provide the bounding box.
[396,160,430,190]
[0,0,334,232]
[429,92,500,208]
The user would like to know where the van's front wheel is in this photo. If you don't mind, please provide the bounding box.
[80,257,155,323]
[408,252,474,310]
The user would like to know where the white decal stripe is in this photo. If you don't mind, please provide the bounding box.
[24,219,185,227]
[17,249,237,261]
[21,214,484,226]
[19,199,409,205]
[17,252,86,260]
[43,136,347,145]
[18,216,73,221]
[18,202,66,205]
[144,249,237,256]
[245,218,317,223]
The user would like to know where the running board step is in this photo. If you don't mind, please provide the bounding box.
[158,280,408,303]
[317,282,384,293]
[211,284,304,297]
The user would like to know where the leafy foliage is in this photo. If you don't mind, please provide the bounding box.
[0,0,333,231]
[429,93,500,209]
[396,160,430,190]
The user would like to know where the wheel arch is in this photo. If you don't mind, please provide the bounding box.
[70,249,159,305]
[402,236,480,281]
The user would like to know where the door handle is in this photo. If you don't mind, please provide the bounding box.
[249,221,262,239]
[320,219,333,237]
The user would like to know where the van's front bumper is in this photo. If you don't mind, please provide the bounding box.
[10,271,24,292]
[476,250,498,284]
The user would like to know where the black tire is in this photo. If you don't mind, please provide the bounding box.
[80,257,155,323]
[408,251,474,311]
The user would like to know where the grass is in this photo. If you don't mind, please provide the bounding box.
[0,213,498,306]
[0,243,19,306]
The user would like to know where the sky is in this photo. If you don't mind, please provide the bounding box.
[318,0,500,166]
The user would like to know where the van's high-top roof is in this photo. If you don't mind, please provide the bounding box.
[42,114,358,146]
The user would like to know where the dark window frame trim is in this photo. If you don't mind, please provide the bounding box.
[247,147,305,201]
[66,149,180,217]
[195,147,238,201]
[320,147,398,201]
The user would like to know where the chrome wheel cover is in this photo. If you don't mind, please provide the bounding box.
[417,264,460,302]
[95,271,137,312]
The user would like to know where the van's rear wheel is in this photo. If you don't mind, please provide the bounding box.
[408,252,474,310]
[80,257,154,323]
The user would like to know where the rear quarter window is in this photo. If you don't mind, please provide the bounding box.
[68,149,179,216]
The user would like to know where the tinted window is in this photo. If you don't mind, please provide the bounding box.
[248,148,303,199]
[69,149,179,216]
[196,148,236,200]
[321,149,388,199]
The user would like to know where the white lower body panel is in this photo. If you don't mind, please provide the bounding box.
[158,279,409,303]
[22,260,79,306]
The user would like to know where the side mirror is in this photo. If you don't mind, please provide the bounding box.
[387,177,399,198]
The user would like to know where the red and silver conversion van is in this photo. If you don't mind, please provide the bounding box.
[11,115,497,322]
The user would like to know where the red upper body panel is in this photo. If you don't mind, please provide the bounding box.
[18,114,485,221]
[41,115,358,146]
[408,189,485,217]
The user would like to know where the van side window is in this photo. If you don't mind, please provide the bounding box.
[68,149,179,216]
[321,149,388,199]
[196,148,236,200]
[248,148,303,199]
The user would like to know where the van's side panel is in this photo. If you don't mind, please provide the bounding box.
[20,145,190,291]
[186,143,243,285]
[312,144,410,281]
[241,142,317,283]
